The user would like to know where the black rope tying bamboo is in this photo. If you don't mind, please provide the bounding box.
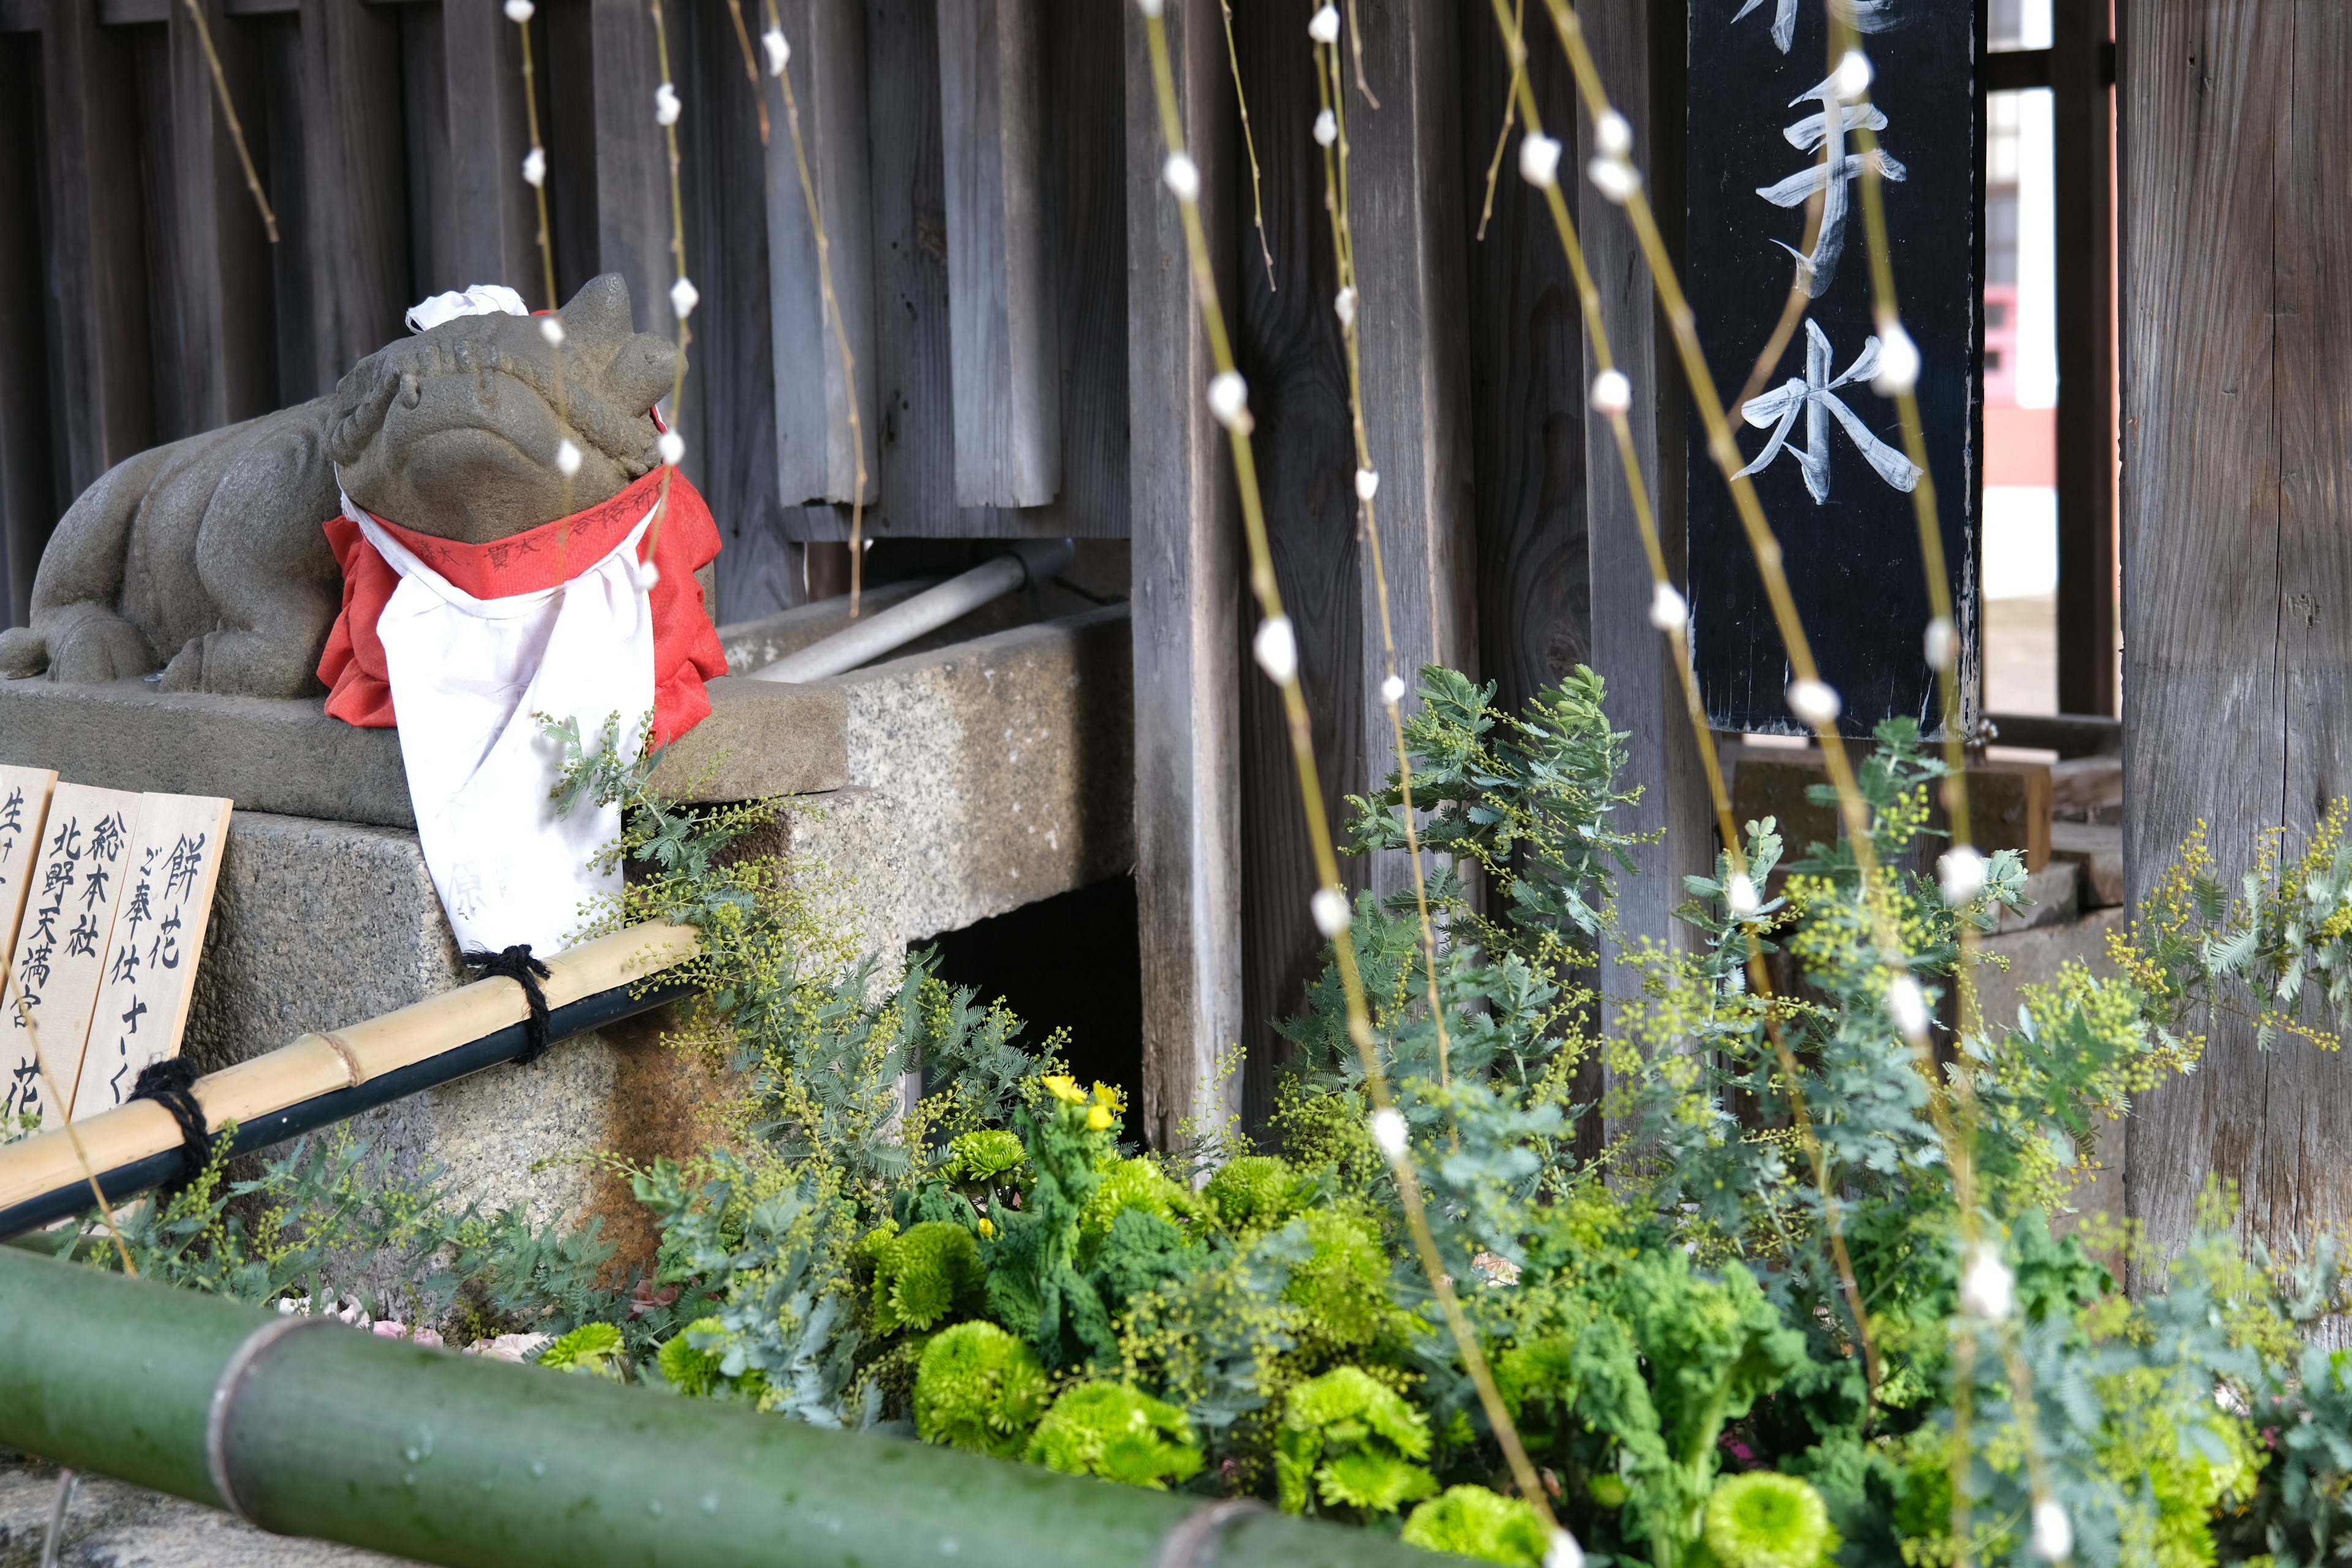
[462,945,553,1064]
[128,1057,213,1179]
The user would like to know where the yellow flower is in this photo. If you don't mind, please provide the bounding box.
[1087,1104,1114,1131]
[1041,1074,1087,1104]
[978,1216,995,1239]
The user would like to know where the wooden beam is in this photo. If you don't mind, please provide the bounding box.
[292,0,407,391]
[0,33,59,625]
[1344,0,1476,909]
[42,0,154,498]
[2120,0,2352,1268]
[765,0,876,507]
[937,0,1059,508]
[435,0,537,298]
[1575,1,1708,1001]
[1229,0,1363,1127]
[1125,0,1240,1148]
[2051,0,2116,715]
[589,0,674,336]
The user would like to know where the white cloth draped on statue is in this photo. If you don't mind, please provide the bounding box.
[343,491,656,956]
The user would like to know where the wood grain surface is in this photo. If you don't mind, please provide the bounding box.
[1125,0,1240,1148]
[2120,0,2352,1274]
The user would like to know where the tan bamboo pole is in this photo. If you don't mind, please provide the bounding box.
[0,922,698,1216]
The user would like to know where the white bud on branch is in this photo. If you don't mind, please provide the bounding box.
[1545,1530,1587,1568]
[554,438,583,477]
[1959,1243,2015,1322]
[1207,369,1250,429]
[1518,133,1563,188]
[538,314,565,344]
[1369,1107,1408,1160]
[1832,48,1874,102]
[1924,615,1957,670]
[1252,614,1297,684]
[669,276,699,321]
[1872,321,1921,395]
[1785,678,1842,727]
[1648,580,1687,633]
[657,430,685,467]
[1726,873,1760,921]
[1589,368,1632,416]
[1354,468,1379,501]
[1311,887,1351,938]
[1307,4,1340,43]
[1381,673,1406,704]
[762,27,790,76]
[1134,0,1163,15]
[521,146,546,189]
[1594,110,1633,158]
[654,82,681,127]
[1587,156,1642,203]
[1313,108,1338,148]
[503,0,534,21]
[1887,974,1929,1042]
[1333,287,1357,328]
[1939,845,1988,907]
[1162,151,1201,202]
[2030,1498,2072,1562]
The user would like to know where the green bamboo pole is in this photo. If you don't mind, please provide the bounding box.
[0,1250,1427,1568]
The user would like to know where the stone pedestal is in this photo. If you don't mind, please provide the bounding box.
[7,603,1133,1243]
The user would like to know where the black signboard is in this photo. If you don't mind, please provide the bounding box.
[1685,0,1979,736]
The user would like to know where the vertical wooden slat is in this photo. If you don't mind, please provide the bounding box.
[2052,0,2116,716]
[766,0,876,506]
[293,0,406,389]
[1577,1,1707,1013]
[2118,0,2311,1269]
[1126,0,1239,1147]
[1344,0,1476,907]
[937,0,1059,508]
[590,0,673,336]
[440,0,537,298]
[1460,11,1586,722]
[1231,0,1362,1126]
[2268,0,2352,1260]
[0,31,59,625]
[154,0,275,436]
[676,0,794,620]
[43,0,154,498]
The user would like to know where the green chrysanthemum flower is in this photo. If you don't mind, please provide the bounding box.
[948,1128,1027,1185]
[1024,1381,1204,1490]
[1402,1485,1550,1567]
[873,1220,986,1335]
[1702,1471,1839,1568]
[1079,1158,1205,1259]
[1204,1154,1311,1235]
[657,1317,725,1395]
[537,1321,627,1381]
[913,1320,1052,1457]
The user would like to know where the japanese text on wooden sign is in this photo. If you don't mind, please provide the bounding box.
[1,783,229,1129]
[1685,0,1979,736]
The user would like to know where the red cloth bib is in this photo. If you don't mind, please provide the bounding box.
[317,469,727,748]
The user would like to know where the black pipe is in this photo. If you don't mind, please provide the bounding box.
[0,975,694,1240]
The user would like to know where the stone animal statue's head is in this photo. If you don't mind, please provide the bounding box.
[327,273,677,544]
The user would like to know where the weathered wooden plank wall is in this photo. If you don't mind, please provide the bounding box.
[1125,0,1240,1148]
[2121,0,2352,1268]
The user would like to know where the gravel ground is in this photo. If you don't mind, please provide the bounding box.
[0,1458,425,1568]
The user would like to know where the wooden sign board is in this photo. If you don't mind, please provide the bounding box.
[72,794,234,1118]
[1684,1,1980,736]
[3,784,142,1126]
[0,766,57,960]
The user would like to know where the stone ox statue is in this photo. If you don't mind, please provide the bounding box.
[0,274,677,696]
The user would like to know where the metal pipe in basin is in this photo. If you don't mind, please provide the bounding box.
[746,538,1076,685]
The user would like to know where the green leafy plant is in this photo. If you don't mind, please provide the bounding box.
[1025,1381,1204,1489]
